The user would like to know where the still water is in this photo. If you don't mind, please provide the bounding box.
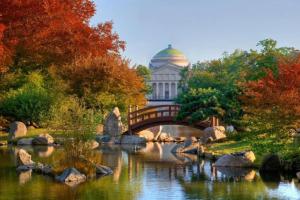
[0,126,300,200]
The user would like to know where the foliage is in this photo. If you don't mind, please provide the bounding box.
[58,56,147,114]
[177,39,296,126]
[0,0,146,126]
[0,0,125,72]
[243,55,300,116]
[176,87,243,124]
[0,72,55,123]
[135,65,152,94]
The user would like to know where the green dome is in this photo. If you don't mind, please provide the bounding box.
[150,44,189,69]
[155,45,185,57]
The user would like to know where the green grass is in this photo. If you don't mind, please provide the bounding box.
[0,128,67,144]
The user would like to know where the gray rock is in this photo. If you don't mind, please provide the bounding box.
[17,165,33,172]
[96,134,111,143]
[33,162,53,175]
[55,168,86,186]
[171,139,199,154]
[260,154,281,171]
[137,130,154,142]
[296,128,300,133]
[90,140,99,149]
[17,138,34,146]
[96,164,113,175]
[226,125,235,133]
[103,107,123,137]
[32,133,54,145]
[214,151,255,167]
[121,135,147,144]
[16,149,34,166]
[158,132,168,142]
[203,126,226,143]
[297,172,300,180]
[9,121,27,141]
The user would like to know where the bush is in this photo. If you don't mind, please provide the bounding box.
[0,72,55,123]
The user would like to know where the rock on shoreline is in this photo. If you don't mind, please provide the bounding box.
[214,151,255,167]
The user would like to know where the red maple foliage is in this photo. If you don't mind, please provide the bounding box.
[244,54,300,114]
[0,0,125,68]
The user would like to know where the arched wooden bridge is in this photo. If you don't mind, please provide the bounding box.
[127,105,219,134]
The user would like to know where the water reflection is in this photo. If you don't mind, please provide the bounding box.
[0,142,300,200]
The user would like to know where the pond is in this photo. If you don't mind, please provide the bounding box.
[1,140,300,200]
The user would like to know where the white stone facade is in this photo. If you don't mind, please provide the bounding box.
[147,45,189,103]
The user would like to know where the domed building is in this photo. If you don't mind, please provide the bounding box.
[148,45,189,104]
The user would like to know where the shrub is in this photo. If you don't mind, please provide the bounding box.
[0,72,55,123]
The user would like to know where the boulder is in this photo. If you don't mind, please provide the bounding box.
[296,128,300,133]
[17,165,33,172]
[55,168,86,186]
[190,137,198,143]
[96,134,111,143]
[33,162,53,175]
[214,151,255,167]
[8,121,27,141]
[164,136,175,142]
[226,125,235,133]
[260,154,281,172]
[96,164,113,175]
[86,140,99,149]
[32,133,54,145]
[171,139,199,154]
[121,135,147,145]
[103,107,123,137]
[17,138,34,146]
[158,132,168,142]
[16,149,34,166]
[297,172,300,180]
[203,126,226,143]
[137,130,155,142]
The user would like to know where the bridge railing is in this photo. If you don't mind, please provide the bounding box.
[128,105,180,131]
[127,105,219,134]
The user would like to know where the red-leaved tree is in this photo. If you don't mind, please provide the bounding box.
[0,0,125,70]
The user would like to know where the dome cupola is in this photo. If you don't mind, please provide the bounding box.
[149,45,189,69]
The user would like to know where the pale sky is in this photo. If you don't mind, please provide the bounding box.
[91,0,300,66]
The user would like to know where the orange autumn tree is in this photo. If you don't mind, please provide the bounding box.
[58,56,147,113]
[0,0,125,71]
[0,0,146,122]
[243,54,300,128]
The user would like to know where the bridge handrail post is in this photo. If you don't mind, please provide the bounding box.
[128,105,132,134]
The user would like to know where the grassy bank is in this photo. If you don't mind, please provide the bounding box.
[206,129,300,167]
[0,128,67,144]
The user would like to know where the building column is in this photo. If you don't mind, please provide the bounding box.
[175,82,178,97]
[168,82,171,99]
[156,82,159,100]
[163,82,165,100]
